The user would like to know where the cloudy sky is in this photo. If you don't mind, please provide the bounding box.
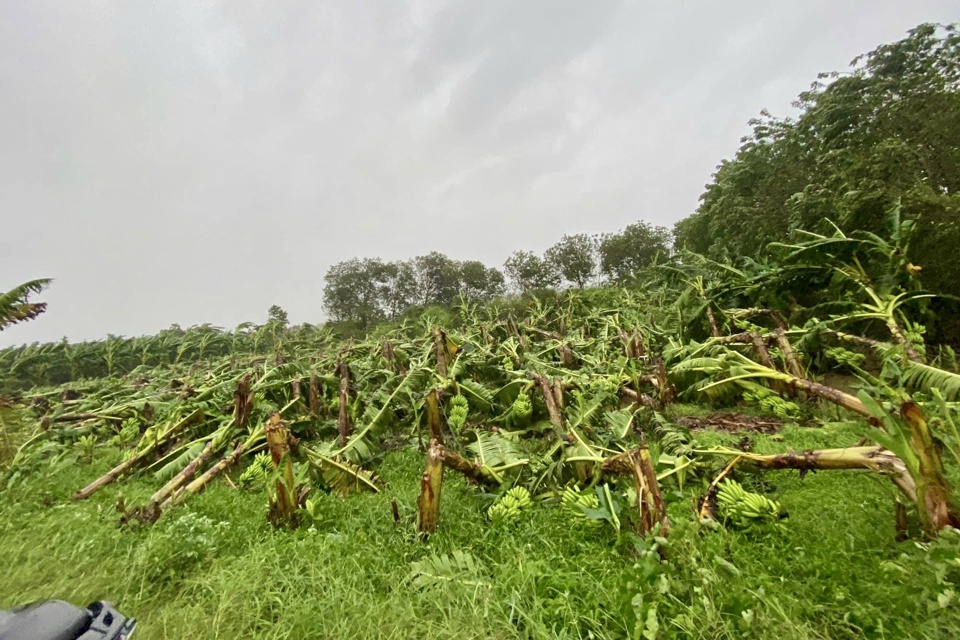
[1,1,956,346]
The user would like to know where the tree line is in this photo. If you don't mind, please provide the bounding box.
[322,221,671,327]
[674,22,960,342]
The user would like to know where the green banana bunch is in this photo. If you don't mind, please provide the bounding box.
[488,486,532,523]
[716,479,783,530]
[561,486,602,527]
[511,394,532,420]
[448,395,469,432]
[238,452,273,490]
[743,389,800,420]
[825,347,866,368]
[110,418,140,447]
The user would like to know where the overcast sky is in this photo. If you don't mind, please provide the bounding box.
[1,1,956,347]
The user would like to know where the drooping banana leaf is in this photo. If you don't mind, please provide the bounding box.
[307,450,381,496]
[902,361,960,401]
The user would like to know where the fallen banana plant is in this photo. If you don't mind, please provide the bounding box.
[696,445,917,523]
[602,443,670,536]
[73,407,206,501]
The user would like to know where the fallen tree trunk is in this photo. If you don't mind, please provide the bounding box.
[166,438,252,508]
[437,446,499,487]
[699,446,918,511]
[775,328,805,380]
[148,439,219,506]
[51,413,109,423]
[73,408,204,501]
[782,376,872,420]
[619,386,657,410]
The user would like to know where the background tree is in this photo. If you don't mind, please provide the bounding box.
[380,261,419,320]
[544,234,598,288]
[503,251,560,294]
[267,305,289,326]
[673,23,960,341]
[598,222,671,283]
[322,259,388,327]
[412,252,461,307]
[457,261,506,301]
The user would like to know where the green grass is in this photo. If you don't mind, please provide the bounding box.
[3,424,960,639]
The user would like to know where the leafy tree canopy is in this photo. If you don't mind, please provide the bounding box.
[599,222,672,284]
[503,251,561,294]
[674,23,960,306]
[545,234,599,289]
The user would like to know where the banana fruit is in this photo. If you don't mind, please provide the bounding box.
[716,479,783,529]
[488,486,532,522]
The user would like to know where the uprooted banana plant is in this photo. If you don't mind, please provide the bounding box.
[672,334,959,536]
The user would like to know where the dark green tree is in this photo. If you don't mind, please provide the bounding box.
[674,23,960,291]
[457,261,506,301]
[267,305,289,326]
[673,23,960,340]
[598,222,671,283]
[412,252,461,307]
[544,234,598,288]
[503,251,560,294]
[322,258,388,327]
[380,261,419,320]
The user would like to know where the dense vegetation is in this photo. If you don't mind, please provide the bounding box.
[675,23,960,344]
[2,23,960,640]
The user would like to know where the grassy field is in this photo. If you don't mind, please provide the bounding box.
[3,412,959,640]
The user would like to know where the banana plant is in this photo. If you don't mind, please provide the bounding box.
[0,279,51,331]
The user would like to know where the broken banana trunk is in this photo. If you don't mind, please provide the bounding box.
[148,438,219,507]
[233,375,254,430]
[337,359,352,448]
[416,389,501,535]
[531,373,565,437]
[603,445,670,537]
[901,403,959,534]
[417,389,456,537]
[308,373,320,416]
[265,412,299,529]
[698,446,918,522]
[73,408,205,501]
[418,440,444,538]
[166,438,250,507]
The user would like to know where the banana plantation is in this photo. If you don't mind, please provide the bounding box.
[3,218,960,637]
[4,215,960,536]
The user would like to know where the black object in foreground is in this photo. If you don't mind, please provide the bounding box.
[0,600,135,640]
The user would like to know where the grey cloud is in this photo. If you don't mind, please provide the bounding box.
[1,0,956,346]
